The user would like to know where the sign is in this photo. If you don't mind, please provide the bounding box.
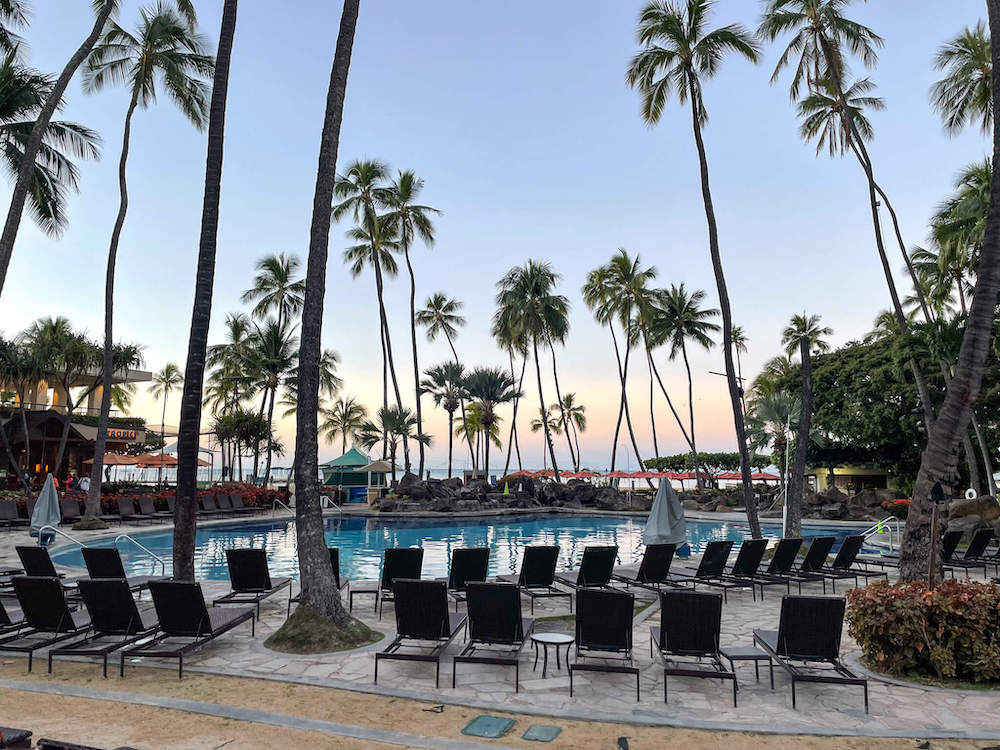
[106,427,137,441]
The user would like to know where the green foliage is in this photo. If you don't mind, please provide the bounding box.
[72,414,146,430]
[846,579,1000,683]
[645,452,772,472]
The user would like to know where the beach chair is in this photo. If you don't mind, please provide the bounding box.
[809,535,889,591]
[49,578,159,677]
[58,498,81,525]
[498,545,572,614]
[712,538,769,600]
[0,596,25,636]
[0,577,91,671]
[745,538,804,595]
[780,536,838,594]
[0,726,30,747]
[651,589,736,706]
[453,581,533,691]
[443,547,490,609]
[375,579,466,687]
[198,494,224,518]
[288,547,349,614]
[668,540,747,602]
[213,549,292,620]
[753,595,868,713]
[554,545,618,590]
[944,528,994,578]
[570,587,639,701]
[15,546,82,590]
[0,499,28,530]
[612,543,677,592]
[349,547,424,618]
[121,579,254,678]
[858,529,962,570]
[214,494,236,516]
[116,498,151,525]
[137,496,172,522]
[230,493,262,516]
[81,547,161,594]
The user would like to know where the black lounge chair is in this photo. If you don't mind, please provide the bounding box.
[810,535,889,591]
[214,494,236,516]
[443,547,490,609]
[122,579,254,678]
[651,589,736,706]
[116,498,151,525]
[0,577,91,671]
[859,529,962,570]
[349,547,424,617]
[213,549,292,620]
[49,578,159,677]
[137,496,171,521]
[754,595,868,712]
[744,537,804,594]
[15,546,82,589]
[198,495,224,518]
[668,540,748,602]
[453,581,533,691]
[0,596,25,636]
[570,587,639,701]
[713,538,770,600]
[230,493,262,515]
[374,578,466,688]
[780,536,838,594]
[81,547,160,594]
[613,543,676,592]
[288,547,349,614]
[554,545,618,590]
[0,726,30,747]
[498,545,572,614]
[59,498,81,525]
[944,528,993,578]
[0,499,28,530]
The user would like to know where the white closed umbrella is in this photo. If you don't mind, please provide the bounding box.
[643,478,687,546]
[30,474,61,540]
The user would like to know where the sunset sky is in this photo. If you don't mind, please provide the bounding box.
[0,0,988,471]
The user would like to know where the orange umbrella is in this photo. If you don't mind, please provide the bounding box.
[135,453,178,468]
[83,453,139,466]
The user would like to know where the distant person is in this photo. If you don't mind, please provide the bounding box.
[67,472,79,492]
[79,475,91,494]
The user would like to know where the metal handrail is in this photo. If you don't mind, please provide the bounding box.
[114,534,167,576]
[271,498,294,516]
[320,495,343,515]
[37,524,86,548]
[860,516,902,551]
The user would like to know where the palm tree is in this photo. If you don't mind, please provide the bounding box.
[492,312,528,477]
[0,1,27,57]
[149,362,183,488]
[463,366,519,478]
[931,21,992,136]
[356,406,429,485]
[750,354,796,399]
[289,0,359,627]
[246,319,297,485]
[651,283,719,487]
[281,348,341,418]
[110,382,135,414]
[627,0,761,536]
[321,395,368,455]
[932,158,992,268]
[206,312,253,412]
[731,324,749,413]
[781,313,831,537]
[0,0,119,295]
[495,260,567,481]
[455,402,501,472]
[557,393,586,468]
[82,2,212,527]
[421,362,465,478]
[241,253,306,329]
[529,407,562,470]
[0,51,101,236]
[385,170,439,479]
[745,389,799,501]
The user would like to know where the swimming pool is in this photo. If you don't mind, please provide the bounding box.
[50,514,874,581]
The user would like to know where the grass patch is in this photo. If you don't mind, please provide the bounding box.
[264,605,382,654]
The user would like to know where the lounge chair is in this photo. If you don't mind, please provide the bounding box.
[668,540,749,602]
[0,596,25,636]
[498,545,572,614]
[443,547,490,609]
[116,498,151,525]
[230,493,261,515]
[858,529,962,570]
[0,577,91,671]
[49,578,159,678]
[744,537,804,594]
[554,545,618,590]
[809,535,889,591]
[780,536,838,594]
[288,547,350,614]
[0,726,30,748]
[81,547,161,594]
[137,496,172,522]
[198,495,224,518]
[59,498,81,525]
[712,538,770,600]
[753,595,868,713]
[612,543,677,592]
[214,494,235,516]
[944,528,993,578]
[0,499,28,530]
[15,546,82,589]
[121,579,254,678]
[349,547,424,617]
[212,549,292,620]
[374,578,466,688]
[453,581,533,691]
[651,589,736,706]
[569,587,639,701]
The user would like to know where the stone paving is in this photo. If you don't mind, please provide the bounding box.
[2,516,1000,739]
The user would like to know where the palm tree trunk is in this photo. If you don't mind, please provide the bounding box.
[447,410,454,478]
[445,332,476,471]
[502,351,526,477]
[403,240,424,477]
[680,341,700,489]
[379,320,388,457]
[0,0,116,295]
[687,81,761,539]
[533,337,559,480]
[899,0,1000,580]
[484,424,491,479]
[648,357,659,457]
[372,255,408,471]
[291,0,358,626]
[263,387,276,486]
[84,94,140,526]
[971,413,998,496]
[962,431,982,495]
[786,340,812,537]
[157,395,167,489]
[548,342,577,471]
[252,388,267,479]
[609,325,626,470]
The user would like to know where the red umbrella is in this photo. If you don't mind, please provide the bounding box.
[506,470,533,477]
[604,471,632,478]
[83,453,139,466]
[135,453,178,468]
[629,471,660,479]
[751,472,779,481]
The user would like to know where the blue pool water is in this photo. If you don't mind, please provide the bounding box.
[49,514,874,581]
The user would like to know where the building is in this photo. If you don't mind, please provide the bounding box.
[805,465,899,494]
[320,448,389,502]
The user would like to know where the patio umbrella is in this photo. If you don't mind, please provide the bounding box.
[604,471,632,479]
[29,474,61,539]
[643,478,687,547]
[82,453,139,466]
[135,453,178,468]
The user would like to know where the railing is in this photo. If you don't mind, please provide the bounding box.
[36,524,85,548]
[115,534,167,576]
[271,498,294,516]
[860,516,903,551]
[320,495,343,516]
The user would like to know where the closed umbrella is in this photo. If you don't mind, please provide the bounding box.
[30,474,61,541]
[643,478,687,548]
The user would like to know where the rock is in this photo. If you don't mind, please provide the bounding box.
[594,486,625,510]
[850,489,883,509]
[379,496,398,512]
[804,492,825,507]
[398,472,419,489]
[948,496,1000,523]
[454,498,481,512]
[820,502,847,520]
[947,515,980,534]
[441,477,464,491]
[715,504,730,513]
[682,497,700,511]
[429,496,454,512]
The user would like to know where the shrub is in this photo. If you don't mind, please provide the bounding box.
[845,579,1000,683]
[880,498,910,519]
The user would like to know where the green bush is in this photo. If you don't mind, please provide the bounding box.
[845,579,1000,683]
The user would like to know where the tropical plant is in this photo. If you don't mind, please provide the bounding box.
[780,313,831,536]
[530,406,562,470]
[556,393,586,468]
[241,252,306,328]
[82,1,212,526]
[205,312,253,414]
[462,366,519,478]
[932,158,992,270]
[745,389,798,498]
[281,349,341,417]
[421,362,465,478]
[245,319,297,485]
[148,362,183,488]
[627,0,761,536]
[931,21,992,136]
[356,406,428,484]
[385,170,439,478]
[492,311,528,477]
[730,324,749,412]
[321,395,368,455]
[0,1,26,57]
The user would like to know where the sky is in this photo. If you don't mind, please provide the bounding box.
[0,0,989,473]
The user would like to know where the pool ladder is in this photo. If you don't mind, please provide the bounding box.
[35,525,166,577]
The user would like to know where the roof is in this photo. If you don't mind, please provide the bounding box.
[360,460,395,473]
[321,447,370,468]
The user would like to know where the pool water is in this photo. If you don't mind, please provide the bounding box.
[49,514,874,581]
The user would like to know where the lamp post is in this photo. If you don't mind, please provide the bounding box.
[928,481,947,590]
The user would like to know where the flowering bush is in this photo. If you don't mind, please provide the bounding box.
[845,579,1000,683]
[880,498,910,519]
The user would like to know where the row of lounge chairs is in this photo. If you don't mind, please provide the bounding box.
[860,528,1000,578]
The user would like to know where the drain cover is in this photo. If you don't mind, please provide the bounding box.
[460,715,515,739]
[522,724,562,742]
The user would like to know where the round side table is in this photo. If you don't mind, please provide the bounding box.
[530,632,574,678]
